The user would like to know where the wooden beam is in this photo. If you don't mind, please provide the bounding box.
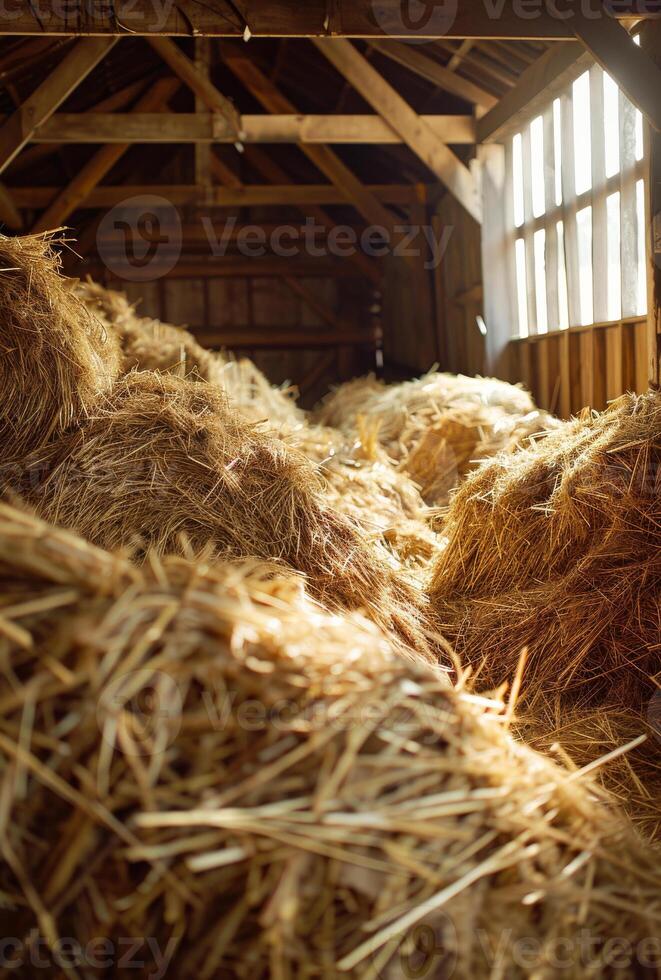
[146,35,242,136]
[477,42,588,142]
[10,184,421,209]
[193,327,377,349]
[0,38,116,174]
[32,113,477,145]
[314,39,481,223]
[6,78,149,175]
[0,2,649,39]
[86,257,370,279]
[220,44,397,232]
[31,78,180,234]
[369,39,497,110]
[572,16,661,133]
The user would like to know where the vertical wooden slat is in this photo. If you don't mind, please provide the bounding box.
[641,22,660,386]
[593,330,607,409]
[560,92,581,331]
[621,323,636,392]
[559,331,571,416]
[634,320,650,392]
[579,330,595,408]
[605,323,623,399]
[537,338,551,407]
[590,65,609,324]
[568,332,583,413]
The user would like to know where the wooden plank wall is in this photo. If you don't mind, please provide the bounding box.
[512,316,649,414]
[107,273,374,407]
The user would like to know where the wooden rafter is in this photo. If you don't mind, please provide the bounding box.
[0,37,116,174]
[477,42,588,143]
[29,113,476,145]
[6,78,150,174]
[368,40,497,110]
[31,77,180,234]
[314,39,481,223]
[572,15,661,133]
[0,2,650,39]
[220,44,397,233]
[146,35,242,137]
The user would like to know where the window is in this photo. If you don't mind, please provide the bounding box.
[507,63,647,337]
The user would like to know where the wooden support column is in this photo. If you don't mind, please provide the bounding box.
[313,39,481,224]
[31,77,180,233]
[194,38,213,190]
[0,37,116,174]
[478,143,515,379]
[640,21,661,385]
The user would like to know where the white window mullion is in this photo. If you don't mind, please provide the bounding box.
[560,92,581,328]
[543,105,559,331]
[590,64,608,324]
[620,88,639,318]
[521,124,537,333]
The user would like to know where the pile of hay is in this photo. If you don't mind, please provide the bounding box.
[76,279,225,385]
[13,371,435,656]
[0,236,120,461]
[430,392,661,829]
[287,421,442,577]
[316,371,559,505]
[77,280,303,429]
[1,501,659,979]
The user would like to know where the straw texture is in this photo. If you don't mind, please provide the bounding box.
[1,502,659,980]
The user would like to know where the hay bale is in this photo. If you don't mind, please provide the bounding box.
[15,371,434,654]
[0,236,120,460]
[315,371,557,505]
[77,280,303,428]
[429,392,661,824]
[1,501,659,980]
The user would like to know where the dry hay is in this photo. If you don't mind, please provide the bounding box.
[0,236,120,461]
[429,391,661,827]
[11,370,435,656]
[77,280,303,429]
[75,278,224,384]
[214,355,303,428]
[1,502,660,979]
[315,371,558,506]
[287,421,443,578]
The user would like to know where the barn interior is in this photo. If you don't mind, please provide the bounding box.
[0,4,659,977]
